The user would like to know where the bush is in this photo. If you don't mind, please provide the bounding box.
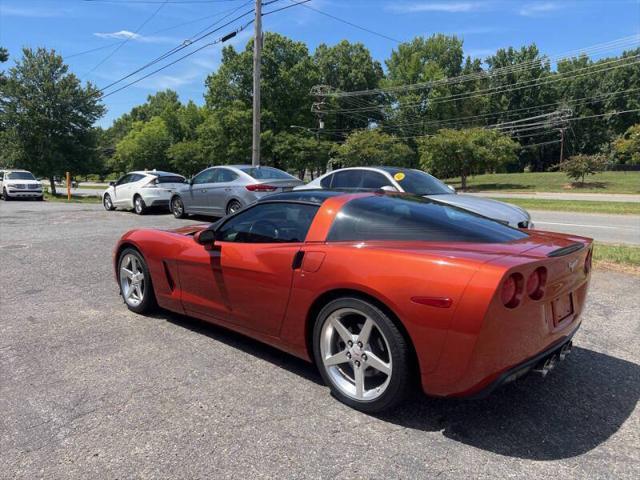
[559,154,609,185]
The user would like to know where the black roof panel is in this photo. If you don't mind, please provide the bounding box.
[258,189,344,204]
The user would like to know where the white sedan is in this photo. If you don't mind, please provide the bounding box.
[102,170,186,215]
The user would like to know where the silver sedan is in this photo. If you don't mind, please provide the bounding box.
[296,166,533,228]
[170,165,304,218]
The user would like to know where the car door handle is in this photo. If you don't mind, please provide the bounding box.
[291,251,305,270]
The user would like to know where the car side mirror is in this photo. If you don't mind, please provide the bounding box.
[447,184,456,193]
[380,185,398,192]
[109,181,116,187]
[194,229,216,250]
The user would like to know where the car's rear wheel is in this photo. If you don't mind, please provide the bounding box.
[103,193,115,211]
[133,195,146,215]
[171,196,186,218]
[313,297,411,413]
[118,248,156,314]
[2,188,10,201]
[226,199,242,215]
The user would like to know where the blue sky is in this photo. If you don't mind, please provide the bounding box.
[1,0,639,127]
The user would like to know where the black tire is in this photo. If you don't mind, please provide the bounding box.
[117,248,157,314]
[312,297,411,413]
[3,188,11,201]
[37,196,44,201]
[226,199,242,215]
[171,196,187,219]
[133,195,147,215]
[103,193,115,211]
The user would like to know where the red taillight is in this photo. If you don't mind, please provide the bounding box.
[584,248,593,274]
[526,267,547,300]
[501,273,523,308]
[246,184,277,192]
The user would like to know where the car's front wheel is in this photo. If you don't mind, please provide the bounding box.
[2,188,10,201]
[171,196,186,218]
[103,193,115,211]
[118,248,156,314]
[226,199,242,215]
[313,297,412,413]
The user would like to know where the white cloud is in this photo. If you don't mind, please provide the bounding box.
[387,2,482,13]
[93,31,176,44]
[518,2,562,16]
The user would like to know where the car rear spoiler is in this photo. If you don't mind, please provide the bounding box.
[547,243,585,257]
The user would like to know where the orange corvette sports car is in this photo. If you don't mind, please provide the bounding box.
[114,191,592,412]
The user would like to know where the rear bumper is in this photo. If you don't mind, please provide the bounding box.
[140,190,172,208]
[466,323,580,399]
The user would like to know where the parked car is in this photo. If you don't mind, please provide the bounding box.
[296,167,533,228]
[170,165,303,218]
[0,169,43,201]
[102,170,186,214]
[114,190,592,412]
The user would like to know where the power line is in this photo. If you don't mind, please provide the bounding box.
[286,0,402,43]
[86,0,169,75]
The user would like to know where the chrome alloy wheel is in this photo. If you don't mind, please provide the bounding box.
[134,196,143,214]
[119,254,145,307]
[172,197,184,217]
[320,308,393,401]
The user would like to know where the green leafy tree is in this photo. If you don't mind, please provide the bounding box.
[613,124,640,165]
[273,131,332,179]
[419,128,520,190]
[167,140,206,176]
[333,129,414,168]
[559,153,609,185]
[0,48,105,193]
[113,116,172,173]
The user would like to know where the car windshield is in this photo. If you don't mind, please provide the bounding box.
[7,172,36,180]
[240,167,296,180]
[383,169,452,195]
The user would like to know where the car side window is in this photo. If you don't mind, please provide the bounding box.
[116,174,132,186]
[320,173,333,189]
[361,171,392,189]
[0,172,4,181]
[217,203,319,244]
[216,168,238,183]
[192,169,217,185]
[331,170,363,189]
[130,174,145,183]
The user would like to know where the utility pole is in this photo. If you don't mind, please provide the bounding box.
[251,0,262,167]
[559,127,566,164]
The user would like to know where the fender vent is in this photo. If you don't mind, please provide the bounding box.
[163,261,175,291]
[548,243,584,257]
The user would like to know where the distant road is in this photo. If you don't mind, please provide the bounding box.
[530,210,640,245]
[471,192,640,203]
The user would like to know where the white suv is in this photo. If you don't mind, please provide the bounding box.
[102,170,186,215]
[0,169,43,201]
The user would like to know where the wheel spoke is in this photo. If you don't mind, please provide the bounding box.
[134,284,143,300]
[354,365,365,399]
[125,286,134,300]
[357,317,374,345]
[365,351,391,376]
[121,267,134,279]
[131,256,138,273]
[323,349,350,367]
[331,317,354,344]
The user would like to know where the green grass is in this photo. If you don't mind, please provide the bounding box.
[490,197,640,215]
[594,243,640,273]
[44,192,101,204]
[446,171,640,194]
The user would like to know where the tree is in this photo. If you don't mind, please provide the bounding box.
[419,128,520,190]
[333,129,414,168]
[612,124,640,165]
[113,117,172,173]
[559,154,609,185]
[273,131,332,179]
[167,140,206,176]
[0,48,104,193]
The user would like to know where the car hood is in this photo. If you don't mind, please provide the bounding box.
[426,193,529,226]
[4,179,41,186]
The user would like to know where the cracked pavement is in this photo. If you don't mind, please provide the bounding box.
[1,201,639,479]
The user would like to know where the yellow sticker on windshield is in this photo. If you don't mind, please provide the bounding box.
[394,172,406,181]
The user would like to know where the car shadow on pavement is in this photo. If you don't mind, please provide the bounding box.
[151,311,638,461]
[377,346,639,460]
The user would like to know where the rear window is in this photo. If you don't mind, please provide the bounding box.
[157,175,185,184]
[382,169,452,195]
[240,167,296,180]
[7,172,36,180]
[328,195,528,243]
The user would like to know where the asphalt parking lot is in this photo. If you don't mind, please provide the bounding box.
[1,201,639,479]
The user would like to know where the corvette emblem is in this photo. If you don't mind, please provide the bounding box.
[567,259,579,272]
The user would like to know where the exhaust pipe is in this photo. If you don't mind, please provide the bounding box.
[559,341,573,361]
[533,341,573,377]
